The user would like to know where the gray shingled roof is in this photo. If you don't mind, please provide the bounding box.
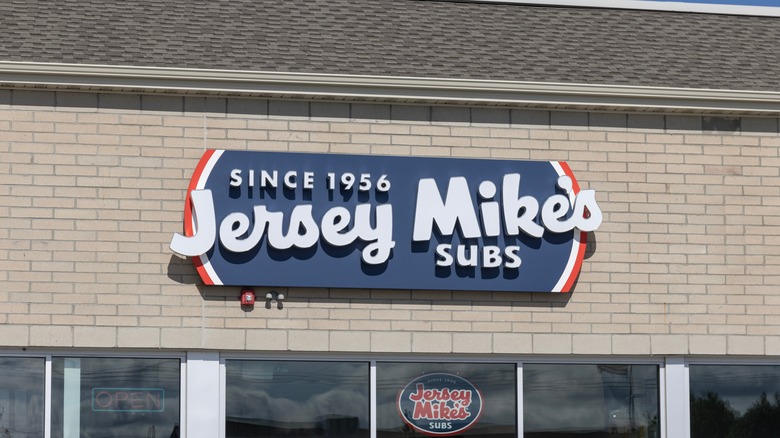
[2,0,779,92]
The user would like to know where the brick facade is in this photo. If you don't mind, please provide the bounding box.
[2,90,779,356]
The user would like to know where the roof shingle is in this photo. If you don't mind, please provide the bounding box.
[2,0,779,92]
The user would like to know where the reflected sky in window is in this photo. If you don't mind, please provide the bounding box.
[225,360,369,438]
[690,365,780,415]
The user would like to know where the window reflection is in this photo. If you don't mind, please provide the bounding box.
[225,360,369,438]
[523,364,659,438]
[0,357,45,438]
[51,357,181,438]
[690,365,780,438]
[376,362,516,438]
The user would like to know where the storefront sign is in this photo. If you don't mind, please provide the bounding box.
[92,388,165,412]
[170,150,602,292]
[397,373,483,436]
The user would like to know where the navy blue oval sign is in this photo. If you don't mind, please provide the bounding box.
[170,150,602,292]
[397,373,483,436]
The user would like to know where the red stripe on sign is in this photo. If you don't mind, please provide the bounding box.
[185,149,217,286]
[558,161,581,194]
[558,161,587,293]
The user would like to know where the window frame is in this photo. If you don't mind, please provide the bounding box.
[219,352,665,438]
[6,349,780,438]
[0,349,186,438]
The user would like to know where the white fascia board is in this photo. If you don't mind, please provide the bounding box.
[459,0,780,18]
[1,61,780,114]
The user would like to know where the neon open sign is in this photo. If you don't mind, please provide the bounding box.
[92,388,165,412]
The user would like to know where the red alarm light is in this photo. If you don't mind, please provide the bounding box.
[240,288,255,306]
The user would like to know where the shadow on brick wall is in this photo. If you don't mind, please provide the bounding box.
[585,231,598,259]
[166,254,201,285]
[166,253,579,309]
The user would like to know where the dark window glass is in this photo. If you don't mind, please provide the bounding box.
[690,364,780,438]
[51,357,181,438]
[0,357,45,438]
[523,364,659,438]
[225,360,369,438]
[376,362,516,438]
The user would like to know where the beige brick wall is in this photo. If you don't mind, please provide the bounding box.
[2,90,779,356]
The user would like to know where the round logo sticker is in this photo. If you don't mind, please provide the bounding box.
[397,373,483,436]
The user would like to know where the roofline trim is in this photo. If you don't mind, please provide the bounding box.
[2,62,780,114]
[456,0,780,17]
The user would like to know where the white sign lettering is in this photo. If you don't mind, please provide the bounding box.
[171,189,395,265]
[170,170,602,272]
[412,174,602,242]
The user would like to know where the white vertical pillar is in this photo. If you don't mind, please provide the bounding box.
[664,357,690,438]
[63,358,81,438]
[186,352,221,438]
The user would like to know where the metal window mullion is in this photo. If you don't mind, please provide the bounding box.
[517,361,523,438]
[180,356,188,438]
[44,355,52,438]
[219,356,226,438]
[659,364,666,438]
[370,360,377,438]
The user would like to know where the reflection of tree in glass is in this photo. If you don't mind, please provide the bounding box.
[691,391,780,438]
[728,393,780,438]
[690,392,736,438]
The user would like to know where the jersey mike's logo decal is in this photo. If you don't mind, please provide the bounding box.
[397,373,483,436]
[170,150,602,292]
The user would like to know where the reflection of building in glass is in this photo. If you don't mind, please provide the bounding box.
[598,365,659,437]
[0,359,44,438]
[524,364,659,437]
[225,361,370,438]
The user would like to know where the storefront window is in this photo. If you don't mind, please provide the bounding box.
[377,362,516,437]
[0,357,45,438]
[689,364,780,438]
[225,360,369,438]
[523,364,659,438]
[51,357,181,438]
